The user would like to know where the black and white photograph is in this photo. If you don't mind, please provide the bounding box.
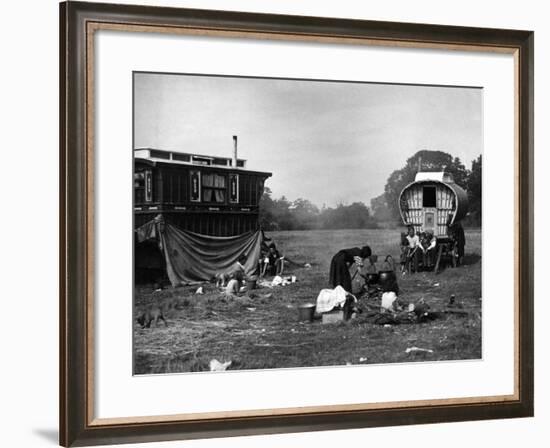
[133,71,482,375]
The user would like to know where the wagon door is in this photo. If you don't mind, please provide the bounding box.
[422,185,437,234]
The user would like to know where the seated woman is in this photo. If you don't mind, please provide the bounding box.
[420,231,437,268]
[260,243,285,277]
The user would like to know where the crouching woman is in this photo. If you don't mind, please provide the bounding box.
[328,245,372,293]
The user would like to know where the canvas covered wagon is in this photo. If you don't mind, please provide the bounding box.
[398,171,468,271]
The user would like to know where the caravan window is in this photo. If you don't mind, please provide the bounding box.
[423,186,437,207]
[202,173,227,203]
[134,172,145,203]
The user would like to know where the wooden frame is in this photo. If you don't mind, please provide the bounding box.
[60,1,534,446]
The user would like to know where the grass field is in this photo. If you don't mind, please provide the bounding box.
[134,228,482,374]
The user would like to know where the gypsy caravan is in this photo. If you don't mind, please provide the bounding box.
[398,171,468,271]
[134,136,272,236]
[134,136,272,285]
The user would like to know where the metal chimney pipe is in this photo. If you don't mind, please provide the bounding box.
[232,135,238,168]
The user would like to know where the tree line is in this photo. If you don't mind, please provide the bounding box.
[259,150,482,231]
[259,191,377,231]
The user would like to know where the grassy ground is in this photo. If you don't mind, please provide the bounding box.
[134,228,482,374]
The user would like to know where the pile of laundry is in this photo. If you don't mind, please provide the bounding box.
[314,285,360,322]
[257,275,298,288]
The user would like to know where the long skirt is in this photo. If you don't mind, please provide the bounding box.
[329,252,352,292]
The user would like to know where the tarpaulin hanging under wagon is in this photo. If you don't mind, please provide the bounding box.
[136,216,263,286]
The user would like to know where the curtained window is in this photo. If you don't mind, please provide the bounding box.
[202,173,226,203]
[134,172,145,203]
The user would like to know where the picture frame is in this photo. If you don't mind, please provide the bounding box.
[59,1,534,446]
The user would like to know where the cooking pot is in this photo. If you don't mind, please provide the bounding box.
[364,272,379,284]
[378,270,397,292]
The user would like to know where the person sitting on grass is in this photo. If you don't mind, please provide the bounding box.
[260,243,285,277]
[217,255,247,291]
[224,256,249,296]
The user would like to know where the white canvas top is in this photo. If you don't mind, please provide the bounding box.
[414,171,454,183]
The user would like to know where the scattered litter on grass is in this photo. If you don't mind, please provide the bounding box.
[209,359,232,371]
[272,276,283,286]
[257,279,274,288]
[195,286,204,295]
[304,263,312,268]
[405,347,434,354]
[359,357,368,362]
[383,324,392,328]
[246,307,256,312]
[433,283,440,287]
[272,275,297,286]
[258,276,298,288]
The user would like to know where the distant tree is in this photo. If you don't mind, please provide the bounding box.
[259,187,378,231]
[383,150,469,222]
[320,202,376,229]
[258,186,278,230]
[290,198,320,230]
[370,193,392,222]
[272,196,296,230]
[466,155,482,226]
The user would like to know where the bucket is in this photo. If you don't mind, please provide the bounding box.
[298,303,315,322]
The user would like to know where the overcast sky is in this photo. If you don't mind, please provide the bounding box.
[134,72,482,208]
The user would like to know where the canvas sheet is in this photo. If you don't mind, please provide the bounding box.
[136,217,263,286]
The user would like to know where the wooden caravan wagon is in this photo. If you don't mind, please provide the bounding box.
[399,171,468,237]
[134,137,272,236]
[399,171,468,271]
[133,137,272,282]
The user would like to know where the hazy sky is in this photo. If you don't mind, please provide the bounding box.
[134,72,482,207]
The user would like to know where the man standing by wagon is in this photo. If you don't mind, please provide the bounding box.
[329,245,372,293]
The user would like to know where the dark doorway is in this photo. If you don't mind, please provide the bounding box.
[423,186,437,207]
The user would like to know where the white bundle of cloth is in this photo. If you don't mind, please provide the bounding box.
[315,285,355,314]
[380,291,398,312]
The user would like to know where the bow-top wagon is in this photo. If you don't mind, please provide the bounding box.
[398,171,468,272]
